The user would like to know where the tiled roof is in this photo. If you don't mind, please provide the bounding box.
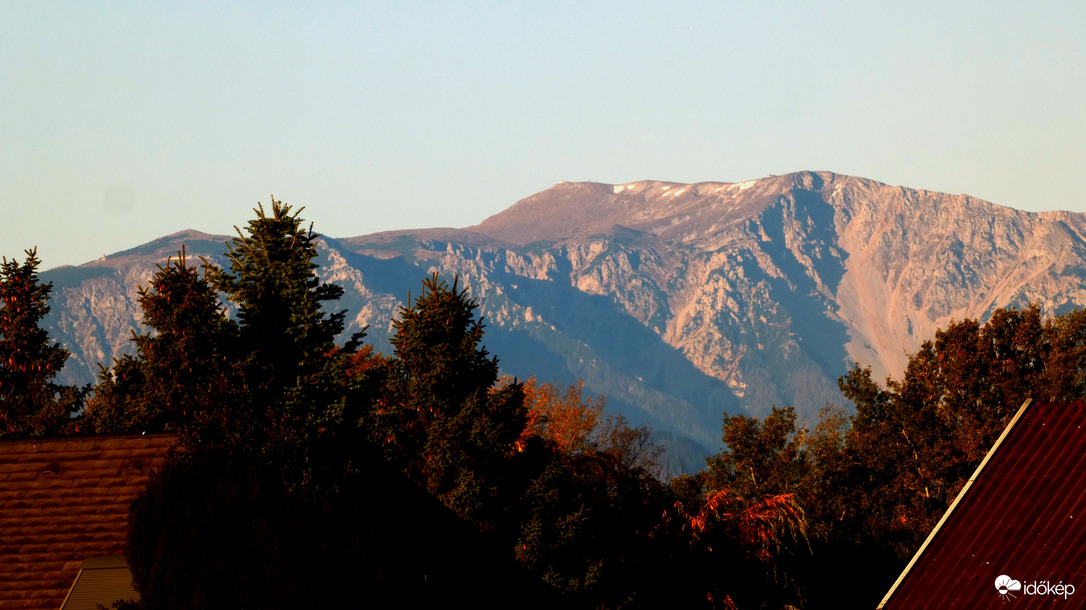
[0,434,174,610]
[880,399,1086,609]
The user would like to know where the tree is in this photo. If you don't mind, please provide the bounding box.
[86,249,241,434]
[0,248,85,437]
[127,442,558,610]
[374,273,526,527]
[88,200,366,454]
[770,305,1086,607]
[519,376,660,470]
[121,204,457,607]
[668,407,811,609]
[207,198,364,453]
[519,376,605,455]
[705,406,810,499]
[1038,307,1086,397]
[836,304,1086,558]
[510,377,674,606]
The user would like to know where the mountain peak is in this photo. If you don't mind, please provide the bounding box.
[472,171,850,246]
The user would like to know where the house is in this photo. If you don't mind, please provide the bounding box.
[879,399,1086,608]
[0,434,174,610]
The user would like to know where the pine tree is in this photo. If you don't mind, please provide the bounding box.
[0,248,85,437]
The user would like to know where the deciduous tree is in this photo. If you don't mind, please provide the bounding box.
[781,305,1086,608]
[837,304,1086,557]
[668,406,811,609]
[511,377,670,605]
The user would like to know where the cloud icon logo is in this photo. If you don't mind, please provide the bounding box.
[996,575,1022,600]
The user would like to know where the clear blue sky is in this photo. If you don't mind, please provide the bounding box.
[3,2,1084,270]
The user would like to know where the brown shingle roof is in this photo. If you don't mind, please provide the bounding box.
[880,399,1086,608]
[0,434,174,610]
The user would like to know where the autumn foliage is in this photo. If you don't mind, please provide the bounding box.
[9,201,1086,609]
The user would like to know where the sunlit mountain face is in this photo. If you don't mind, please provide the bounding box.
[42,172,1086,465]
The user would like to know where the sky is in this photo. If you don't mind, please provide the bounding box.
[2,2,1084,271]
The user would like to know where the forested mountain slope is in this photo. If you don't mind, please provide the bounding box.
[41,172,1086,456]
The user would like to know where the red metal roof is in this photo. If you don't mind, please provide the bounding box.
[880,399,1086,608]
[0,434,174,610]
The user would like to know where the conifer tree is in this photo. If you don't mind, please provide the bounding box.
[86,249,240,434]
[0,248,85,437]
[378,273,526,526]
[123,204,399,607]
[207,198,364,453]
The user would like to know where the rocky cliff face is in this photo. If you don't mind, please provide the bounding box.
[40,172,1086,459]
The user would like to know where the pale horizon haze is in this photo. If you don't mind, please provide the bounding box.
[3,2,1084,270]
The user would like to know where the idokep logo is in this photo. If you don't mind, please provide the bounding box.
[995,575,1021,600]
[995,574,1075,601]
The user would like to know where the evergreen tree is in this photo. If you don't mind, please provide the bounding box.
[208,198,364,451]
[127,443,558,610]
[376,273,526,527]
[87,249,241,434]
[0,248,85,437]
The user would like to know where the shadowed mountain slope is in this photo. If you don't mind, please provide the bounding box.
[40,173,1086,464]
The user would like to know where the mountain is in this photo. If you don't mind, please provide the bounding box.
[39,172,1086,464]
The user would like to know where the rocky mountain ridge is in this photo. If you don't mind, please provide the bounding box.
[38,172,1086,459]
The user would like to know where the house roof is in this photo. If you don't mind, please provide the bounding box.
[879,399,1086,608]
[59,557,140,610]
[0,434,174,610]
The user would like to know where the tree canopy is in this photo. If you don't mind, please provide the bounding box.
[211,200,362,395]
[21,199,1086,609]
[662,304,1086,608]
[837,304,1086,555]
